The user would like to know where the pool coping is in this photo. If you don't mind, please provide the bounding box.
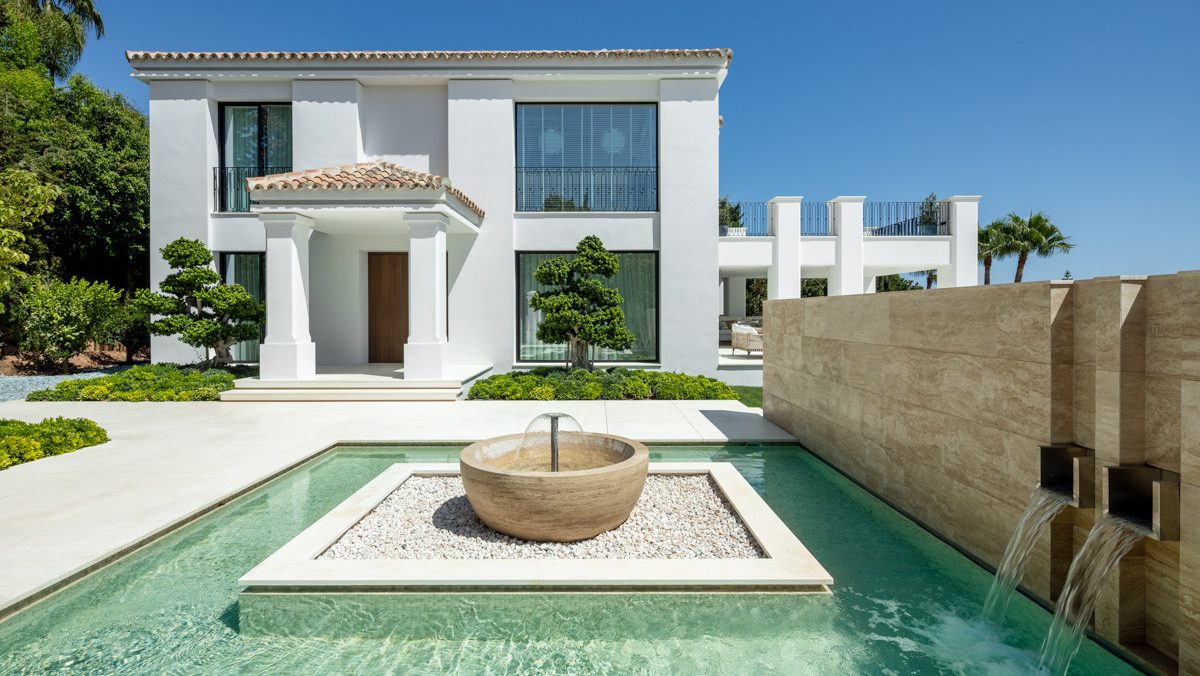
[239,462,833,592]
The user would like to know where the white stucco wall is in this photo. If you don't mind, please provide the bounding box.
[360,85,448,176]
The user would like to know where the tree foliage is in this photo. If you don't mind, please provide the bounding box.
[1,0,101,79]
[15,276,124,370]
[0,10,147,292]
[1000,212,1074,283]
[0,168,58,311]
[529,235,636,370]
[978,218,1011,285]
[719,196,743,228]
[135,239,265,365]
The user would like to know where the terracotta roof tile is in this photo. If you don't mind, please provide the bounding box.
[126,48,732,65]
[248,162,484,218]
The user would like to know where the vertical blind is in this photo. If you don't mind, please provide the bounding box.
[517,252,658,362]
[516,104,657,169]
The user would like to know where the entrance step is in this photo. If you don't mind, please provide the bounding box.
[219,387,460,402]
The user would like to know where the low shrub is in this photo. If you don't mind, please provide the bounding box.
[467,367,738,401]
[0,417,108,470]
[25,363,239,402]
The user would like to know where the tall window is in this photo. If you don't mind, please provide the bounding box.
[516,104,657,212]
[220,253,265,361]
[517,252,658,362]
[219,104,292,212]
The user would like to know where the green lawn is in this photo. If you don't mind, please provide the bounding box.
[732,386,762,408]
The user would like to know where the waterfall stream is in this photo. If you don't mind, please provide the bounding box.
[1037,514,1148,674]
[982,487,1072,624]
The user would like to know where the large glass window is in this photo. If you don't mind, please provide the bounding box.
[517,252,657,362]
[220,253,265,362]
[516,104,657,212]
[219,104,292,212]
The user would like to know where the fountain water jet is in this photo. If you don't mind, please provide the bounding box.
[1037,514,1149,674]
[982,487,1072,624]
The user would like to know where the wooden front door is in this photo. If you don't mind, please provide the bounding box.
[368,253,408,363]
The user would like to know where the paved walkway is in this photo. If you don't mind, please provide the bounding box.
[0,399,792,616]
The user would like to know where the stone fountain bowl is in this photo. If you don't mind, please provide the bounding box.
[459,432,649,542]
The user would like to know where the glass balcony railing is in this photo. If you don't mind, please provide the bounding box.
[516,167,657,212]
[214,166,291,213]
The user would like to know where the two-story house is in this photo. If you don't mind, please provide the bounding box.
[127,48,978,400]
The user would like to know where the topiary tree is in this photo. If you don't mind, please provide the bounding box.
[529,235,635,370]
[134,238,263,366]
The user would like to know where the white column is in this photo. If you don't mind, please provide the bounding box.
[865,276,877,293]
[259,213,315,380]
[727,276,748,317]
[767,196,803,300]
[829,196,866,296]
[942,195,982,288]
[404,215,450,380]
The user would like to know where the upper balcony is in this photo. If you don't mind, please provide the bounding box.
[215,166,291,213]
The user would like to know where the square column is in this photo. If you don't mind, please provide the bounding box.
[726,276,748,317]
[829,196,866,296]
[404,215,450,380]
[260,213,315,380]
[767,196,803,300]
[942,195,982,288]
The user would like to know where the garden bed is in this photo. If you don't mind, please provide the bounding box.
[0,417,108,470]
[25,364,252,402]
[467,367,738,401]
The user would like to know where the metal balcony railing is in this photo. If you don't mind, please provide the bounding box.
[516,167,657,212]
[863,201,950,236]
[801,201,831,235]
[214,166,291,213]
[720,201,770,236]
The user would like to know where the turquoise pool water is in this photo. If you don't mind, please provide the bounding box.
[0,445,1134,674]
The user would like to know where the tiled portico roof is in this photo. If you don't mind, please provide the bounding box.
[248,162,484,218]
[126,48,732,64]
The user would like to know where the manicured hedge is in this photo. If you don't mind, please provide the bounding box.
[467,367,738,401]
[26,364,240,402]
[0,417,109,470]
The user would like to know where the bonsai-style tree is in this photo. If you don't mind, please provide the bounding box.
[530,235,635,370]
[135,238,264,366]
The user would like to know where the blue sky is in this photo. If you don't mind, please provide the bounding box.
[75,0,1198,283]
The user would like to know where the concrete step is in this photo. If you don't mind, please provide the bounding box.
[219,387,461,402]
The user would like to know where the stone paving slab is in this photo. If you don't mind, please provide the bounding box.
[0,399,793,617]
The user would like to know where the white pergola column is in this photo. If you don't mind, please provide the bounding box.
[726,276,748,317]
[259,213,315,380]
[404,215,450,380]
[829,196,866,296]
[941,195,982,288]
[767,196,803,300]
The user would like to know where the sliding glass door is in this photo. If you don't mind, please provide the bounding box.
[220,253,265,362]
[219,104,292,211]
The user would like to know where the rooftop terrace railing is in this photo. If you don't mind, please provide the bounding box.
[801,201,831,236]
[516,167,658,212]
[720,200,770,236]
[863,200,950,236]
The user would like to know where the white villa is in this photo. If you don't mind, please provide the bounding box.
[127,48,979,399]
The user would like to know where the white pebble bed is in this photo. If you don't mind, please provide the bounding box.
[320,474,765,560]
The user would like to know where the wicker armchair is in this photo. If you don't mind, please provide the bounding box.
[731,322,763,356]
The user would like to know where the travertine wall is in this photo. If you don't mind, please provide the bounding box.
[763,271,1200,674]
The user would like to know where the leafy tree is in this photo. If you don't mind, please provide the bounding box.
[1,0,101,79]
[0,65,149,290]
[135,238,265,366]
[876,274,921,292]
[0,168,58,312]
[978,218,1011,285]
[745,278,767,316]
[719,196,744,228]
[16,276,125,371]
[529,235,635,370]
[801,278,828,297]
[1001,212,1074,282]
[1063,270,1073,280]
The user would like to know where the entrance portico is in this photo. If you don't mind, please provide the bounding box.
[242,162,484,393]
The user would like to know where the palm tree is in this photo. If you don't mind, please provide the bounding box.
[1,0,102,78]
[978,219,1010,285]
[21,0,101,36]
[1001,212,1074,283]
